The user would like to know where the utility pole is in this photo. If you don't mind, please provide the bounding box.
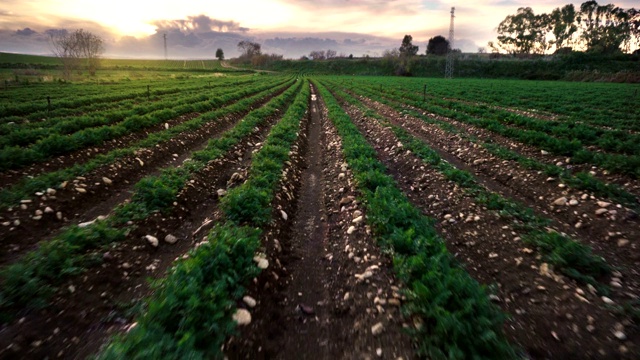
[163,33,168,60]
[445,7,455,79]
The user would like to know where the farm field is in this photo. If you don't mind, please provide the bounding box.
[0,68,638,359]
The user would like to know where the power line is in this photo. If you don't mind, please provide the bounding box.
[445,7,455,79]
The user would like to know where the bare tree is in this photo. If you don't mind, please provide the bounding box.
[309,50,326,60]
[237,41,261,62]
[50,29,104,78]
[325,49,337,59]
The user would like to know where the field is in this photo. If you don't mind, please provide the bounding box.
[0,58,638,359]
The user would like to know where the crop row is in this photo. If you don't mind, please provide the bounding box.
[330,85,611,292]
[339,78,640,179]
[378,79,640,157]
[96,80,311,358]
[0,77,290,171]
[376,78,639,131]
[0,78,294,210]
[0,76,254,121]
[0,79,303,321]
[0,76,259,126]
[325,78,639,210]
[314,80,515,359]
[0,78,263,148]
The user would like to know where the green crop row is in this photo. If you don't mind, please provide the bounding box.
[0,77,261,148]
[0,78,292,210]
[0,76,258,129]
[328,79,639,211]
[0,79,302,321]
[315,80,515,359]
[96,80,310,359]
[330,85,611,293]
[0,77,288,171]
[344,79,640,179]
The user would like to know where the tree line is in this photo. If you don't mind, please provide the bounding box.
[490,1,640,54]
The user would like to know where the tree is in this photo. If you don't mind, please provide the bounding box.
[496,7,550,54]
[309,50,326,60]
[550,4,578,50]
[237,41,261,61]
[426,35,450,55]
[215,48,224,60]
[578,1,632,53]
[399,35,419,56]
[326,49,337,59]
[50,29,104,78]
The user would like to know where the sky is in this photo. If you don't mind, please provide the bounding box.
[0,1,638,59]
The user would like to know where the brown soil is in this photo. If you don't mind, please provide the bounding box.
[0,89,286,266]
[332,93,638,359]
[225,85,414,359]
[0,108,285,359]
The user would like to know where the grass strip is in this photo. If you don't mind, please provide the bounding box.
[316,81,515,359]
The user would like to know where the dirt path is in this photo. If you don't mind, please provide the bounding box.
[334,95,638,359]
[226,85,413,359]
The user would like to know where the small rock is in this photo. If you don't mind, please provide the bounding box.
[164,234,178,244]
[352,216,363,224]
[216,189,227,197]
[102,177,113,185]
[371,322,384,336]
[44,207,54,214]
[347,226,356,235]
[243,296,257,308]
[597,201,611,208]
[602,296,614,305]
[145,235,159,247]
[617,239,629,247]
[298,304,315,315]
[56,212,63,220]
[613,330,626,341]
[46,188,56,195]
[569,199,579,206]
[280,210,288,221]
[232,309,251,326]
[75,187,87,194]
[541,150,549,155]
[595,208,608,216]
[338,173,346,180]
[553,197,567,206]
[68,285,76,293]
[376,348,382,357]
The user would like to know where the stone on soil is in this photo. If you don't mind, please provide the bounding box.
[371,322,384,336]
[232,309,251,326]
[164,234,178,244]
[145,235,159,247]
[243,296,257,308]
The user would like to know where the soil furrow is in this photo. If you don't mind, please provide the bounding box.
[0,87,287,266]
[336,96,638,359]
[226,85,413,359]
[0,106,285,360]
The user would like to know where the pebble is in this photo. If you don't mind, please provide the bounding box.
[46,188,56,195]
[595,208,608,215]
[243,296,257,308]
[347,226,356,235]
[281,210,288,221]
[541,150,549,155]
[217,189,227,197]
[352,216,363,224]
[376,348,382,357]
[613,330,626,341]
[602,296,614,305]
[56,212,63,220]
[569,199,579,206]
[44,207,54,214]
[597,201,611,208]
[164,234,178,244]
[145,235,159,247]
[371,322,384,336]
[102,177,113,185]
[232,309,251,325]
[75,187,87,194]
[617,239,629,247]
[553,197,567,206]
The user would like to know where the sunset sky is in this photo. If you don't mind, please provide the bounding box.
[0,1,638,58]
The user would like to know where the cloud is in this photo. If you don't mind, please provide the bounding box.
[15,27,37,36]
[152,14,249,33]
